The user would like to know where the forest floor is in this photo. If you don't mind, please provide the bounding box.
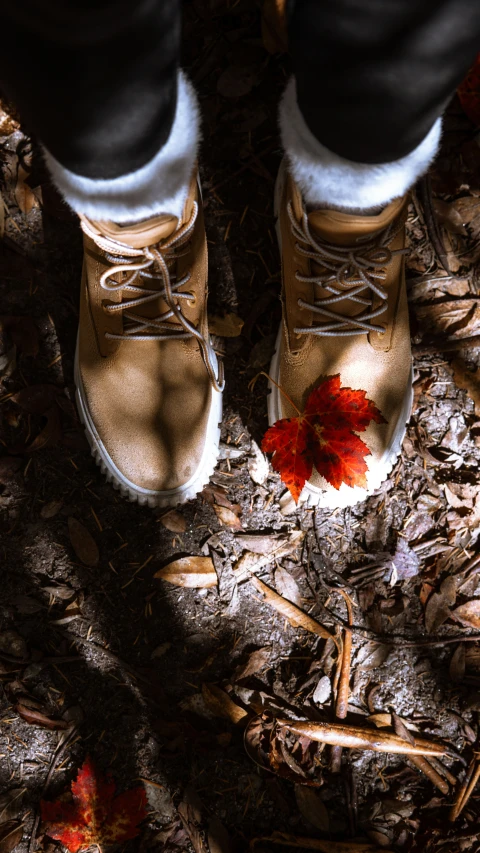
[2,2,480,853]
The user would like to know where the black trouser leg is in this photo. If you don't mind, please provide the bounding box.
[0,0,181,179]
[287,0,480,163]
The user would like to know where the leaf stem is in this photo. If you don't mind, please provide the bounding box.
[250,371,302,417]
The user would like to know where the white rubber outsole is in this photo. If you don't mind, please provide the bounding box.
[74,344,222,508]
[268,159,414,509]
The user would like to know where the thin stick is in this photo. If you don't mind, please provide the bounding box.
[331,591,353,773]
[427,756,457,787]
[408,755,449,794]
[450,758,480,821]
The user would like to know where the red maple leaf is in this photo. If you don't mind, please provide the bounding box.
[262,374,386,502]
[40,755,147,853]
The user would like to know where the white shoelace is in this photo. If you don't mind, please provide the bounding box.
[288,201,407,337]
[80,203,224,392]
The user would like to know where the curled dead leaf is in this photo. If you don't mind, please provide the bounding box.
[250,576,338,649]
[155,556,217,588]
[452,599,480,628]
[214,505,242,530]
[233,530,305,580]
[15,704,68,730]
[278,720,447,756]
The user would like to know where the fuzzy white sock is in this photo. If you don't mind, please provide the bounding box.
[279,77,442,212]
[43,70,200,224]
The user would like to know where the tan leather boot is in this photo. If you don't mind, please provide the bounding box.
[75,172,223,507]
[268,158,413,508]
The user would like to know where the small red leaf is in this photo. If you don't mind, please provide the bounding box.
[262,374,386,501]
[41,755,147,853]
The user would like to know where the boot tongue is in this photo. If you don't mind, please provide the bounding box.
[92,213,179,249]
[307,195,406,246]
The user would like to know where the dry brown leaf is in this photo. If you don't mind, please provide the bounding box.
[27,405,62,452]
[392,713,415,746]
[178,786,209,853]
[213,505,242,530]
[452,358,480,416]
[0,789,25,824]
[14,166,38,215]
[450,643,466,683]
[355,643,392,671]
[234,647,271,681]
[159,509,187,533]
[201,483,241,514]
[0,103,20,135]
[452,599,480,629]
[294,786,329,832]
[207,817,234,853]
[233,530,305,579]
[40,499,64,519]
[236,530,304,556]
[465,645,480,670]
[154,556,217,588]
[250,576,338,648]
[279,720,447,756]
[68,517,99,567]
[275,566,303,607]
[432,199,468,236]
[425,576,457,633]
[368,714,420,733]
[415,300,480,339]
[15,704,68,730]
[208,313,244,337]
[201,683,248,724]
[0,821,24,853]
